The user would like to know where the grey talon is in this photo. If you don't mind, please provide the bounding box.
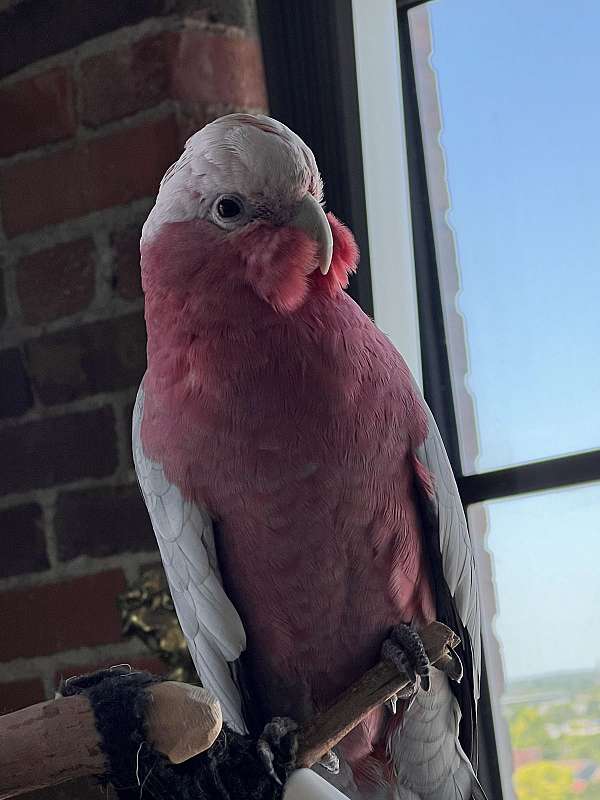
[318,749,340,774]
[257,738,282,786]
[382,623,431,698]
[436,646,464,682]
[257,716,299,785]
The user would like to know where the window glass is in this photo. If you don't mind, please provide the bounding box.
[468,483,600,800]
[410,0,600,474]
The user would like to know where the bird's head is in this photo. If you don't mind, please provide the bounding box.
[141,114,358,317]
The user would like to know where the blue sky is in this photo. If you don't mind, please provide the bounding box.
[425,0,600,679]
[485,485,600,681]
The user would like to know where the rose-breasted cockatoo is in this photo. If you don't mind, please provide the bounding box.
[133,113,483,800]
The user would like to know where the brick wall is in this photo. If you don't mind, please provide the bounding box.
[0,0,266,757]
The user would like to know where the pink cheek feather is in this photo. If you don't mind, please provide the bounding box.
[140,211,360,318]
[238,211,360,313]
[321,212,360,293]
[239,224,319,313]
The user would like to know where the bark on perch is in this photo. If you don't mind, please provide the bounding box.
[296,621,459,767]
[0,694,102,800]
[0,681,222,799]
[0,621,457,798]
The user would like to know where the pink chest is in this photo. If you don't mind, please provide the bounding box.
[142,295,436,715]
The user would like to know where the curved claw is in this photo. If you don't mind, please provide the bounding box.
[256,716,299,786]
[318,749,340,774]
[382,623,431,696]
[436,646,464,682]
[257,738,282,786]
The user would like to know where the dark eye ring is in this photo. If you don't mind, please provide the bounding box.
[216,196,243,220]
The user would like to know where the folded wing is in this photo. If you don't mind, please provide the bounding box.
[132,384,247,732]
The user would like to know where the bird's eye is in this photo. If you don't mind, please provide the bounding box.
[216,196,242,220]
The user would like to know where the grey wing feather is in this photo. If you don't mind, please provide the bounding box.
[132,384,247,732]
[393,672,477,800]
[416,405,481,697]
[389,402,482,800]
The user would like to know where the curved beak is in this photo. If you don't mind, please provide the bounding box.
[289,194,333,275]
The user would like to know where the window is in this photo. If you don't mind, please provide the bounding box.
[400,2,600,799]
[258,2,600,799]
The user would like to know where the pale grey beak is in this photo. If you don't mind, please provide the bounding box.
[289,194,333,275]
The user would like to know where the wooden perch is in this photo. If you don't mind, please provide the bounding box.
[297,621,458,768]
[0,682,222,800]
[0,621,457,799]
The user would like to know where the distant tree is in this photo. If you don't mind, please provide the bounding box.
[539,731,600,761]
[589,698,600,718]
[511,707,548,748]
[542,738,562,760]
[514,762,574,800]
[558,733,600,761]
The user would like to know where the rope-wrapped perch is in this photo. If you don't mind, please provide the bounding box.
[0,621,458,800]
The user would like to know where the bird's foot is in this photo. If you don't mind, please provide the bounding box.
[257,716,299,786]
[382,623,430,713]
[318,749,340,774]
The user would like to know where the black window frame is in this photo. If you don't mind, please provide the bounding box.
[396,4,600,795]
[257,1,600,798]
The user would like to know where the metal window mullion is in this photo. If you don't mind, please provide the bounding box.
[396,8,463,475]
[459,449,600,505]
[396,6,504,799]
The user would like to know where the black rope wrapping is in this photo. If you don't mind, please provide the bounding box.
[59,667,283,800]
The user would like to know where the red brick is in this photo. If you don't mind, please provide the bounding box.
[111,224,142,299]
[1,145,83,236]
[16,238,95,325]
[77,31,267,131]
[55,484,155,560]
[170,31,267,110]
[0,406,118,495]
[55,656,168,688]
[26,313,146,405]
[0,67,76,157]
[0,677,46,714]
[0,570,127,661]
[89,115,179,210]
[0,347,33,417]
[1,115,179,237]
[0,503,48,578]
[80,34,169,127]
